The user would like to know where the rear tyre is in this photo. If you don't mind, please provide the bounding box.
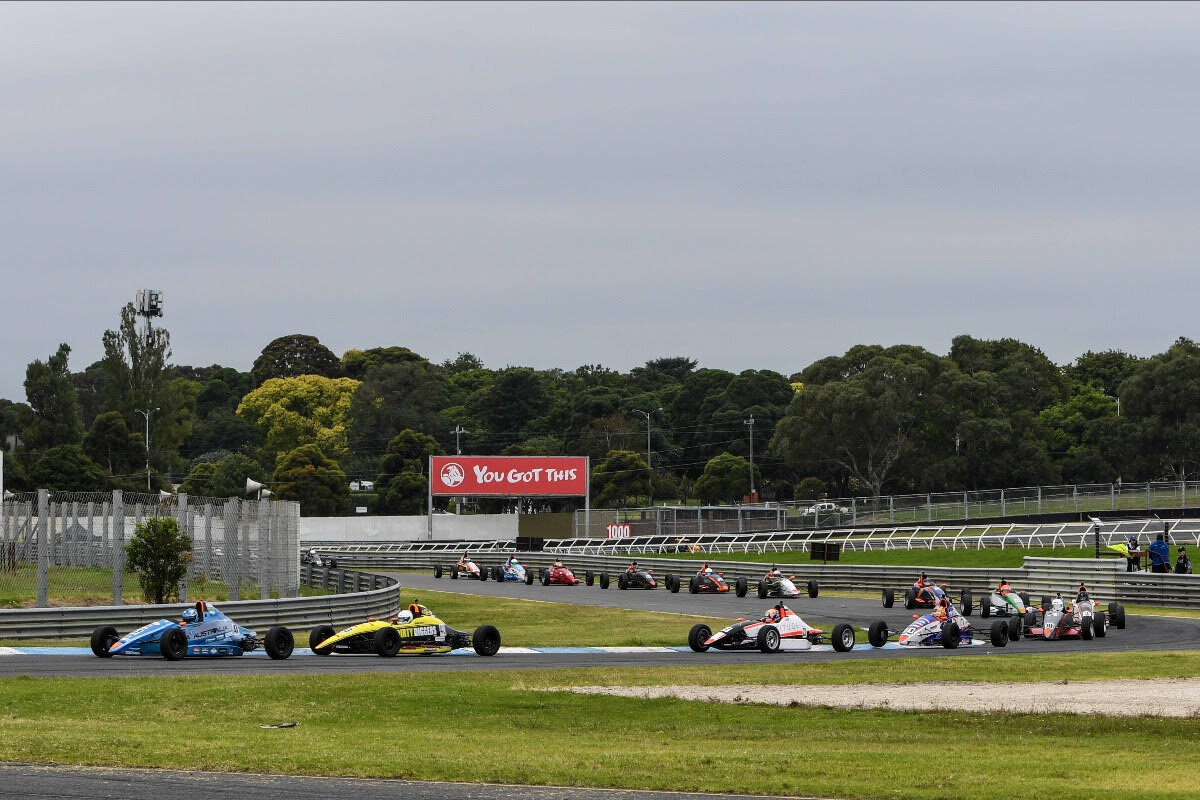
[807,580,819,599]
[90,626,118,658]
[1112,603,1126,629]
[1007,615,1021,641]
[479,567,488,582]
[472,625,501,656]
[989,620,1010,647]
[940,621,961,649]
[1094,613,1107,638]
[541,571,551,586]
[585,572,594,587]
[757,581,768,600]
[599,573,610,590]
[689,576,699,594]
[960,589,973,616]
[756,625,781,653]
[373,627,401,657]
[309,625,335,655]
[618,572,629,590]
[668,575,679,593]
[882,588,894,608]
[868,620,889,648]
[903,588,916,610]
[981,602,991,618]
[735,577,748,598]
[434,564,443,579]
[1019,592,1031,607]
[450,565,459,580]
[264,626,294,660]
[524,571,533,586]
[159,626,188,661]
[688,623,712,653]
[1024,610,1037,630]
[832,623,855,652]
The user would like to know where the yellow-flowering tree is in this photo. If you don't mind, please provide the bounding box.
[236,375,360,462]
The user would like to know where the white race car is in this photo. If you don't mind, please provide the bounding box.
[867,605,1011,649]
[688,604,855,653]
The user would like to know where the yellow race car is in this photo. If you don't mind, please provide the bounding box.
[308,602,501,657]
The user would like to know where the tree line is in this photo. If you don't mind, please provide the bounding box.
[2,303,1196,515]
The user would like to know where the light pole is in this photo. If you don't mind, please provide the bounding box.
[1104,394,1121,417]
[135,407,158,491]
[631,408,662,506]
[744,414,755,504]
[453,425,468,455]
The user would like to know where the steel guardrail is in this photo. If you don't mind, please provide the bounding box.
[0,567,401,639]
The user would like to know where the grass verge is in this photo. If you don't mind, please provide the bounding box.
[0,652,1198,799]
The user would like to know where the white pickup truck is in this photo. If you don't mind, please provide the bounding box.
[801,501,848,517]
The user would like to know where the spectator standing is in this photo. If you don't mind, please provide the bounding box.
[1127,535,1142,572]
[1148,534,1171,573]
[1176,547,1193,575]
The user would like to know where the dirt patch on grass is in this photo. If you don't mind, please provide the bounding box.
[562,678,1200,717]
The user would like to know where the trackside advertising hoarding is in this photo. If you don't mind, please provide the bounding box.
[430,456,588,497]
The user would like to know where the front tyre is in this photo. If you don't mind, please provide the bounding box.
[374,627,401,657]
[264,626,294,660]
[940,621,961,649]
[757,581,768,600]
[882,588,894,608]
[472,625,501,656]
[831,623,855,652]
[90,625,118,658]
[1007,615,1022,641]
[903,588,916,609]
[309,625,335,656]
[688,623,712,653]
[585,570,594,586]
[434,564,443,579]
[599,573,610,590]
[868,620,889,648]
[618,572,629,590]
[735,577,748,598]
[989,620,1010,647]
[688,576,699,594]
[807,580,819,599]
[159,626,188,661]
[960,589,973,616]
[756,625,781,653]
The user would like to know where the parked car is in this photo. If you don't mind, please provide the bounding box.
[801,501,848,517]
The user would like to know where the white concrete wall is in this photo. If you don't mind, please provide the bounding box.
[300,513,519,543]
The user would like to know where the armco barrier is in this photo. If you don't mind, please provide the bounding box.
[0,567,400,639]
[324,550,1200,609]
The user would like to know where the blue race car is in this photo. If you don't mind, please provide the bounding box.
[90,600,295,660]
[490,557,534,584]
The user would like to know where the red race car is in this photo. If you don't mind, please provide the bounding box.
[539,560,591,587]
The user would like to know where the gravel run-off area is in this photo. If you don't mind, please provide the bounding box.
[560,678,1200,717]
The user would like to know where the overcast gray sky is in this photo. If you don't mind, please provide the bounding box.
[2,2,1198,402]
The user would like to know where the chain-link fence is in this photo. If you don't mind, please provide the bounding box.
[0,490,300,609]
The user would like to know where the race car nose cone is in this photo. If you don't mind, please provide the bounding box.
[898,634,909,644]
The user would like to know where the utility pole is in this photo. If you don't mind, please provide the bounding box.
[136,408,159,491]
[632,408,662,506]
[453,425,468,455]
[744,414,755,504]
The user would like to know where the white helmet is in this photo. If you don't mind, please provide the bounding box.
[1051,597,1064,612]
[397,610,413,624]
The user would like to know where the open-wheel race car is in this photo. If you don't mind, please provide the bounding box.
[867,605,1010,650]
[616,564,659,590]
[539,560,589,587]
[90,600,294,661]
[980,583,1031,619]
[688,604,855,653]
[757,568,819,600]
[433,555,489,581]
[308,601,501,657]
[490,557,534,585]
[679,566,749,597]
[1023,593,1125,641]
[882,578,973,615]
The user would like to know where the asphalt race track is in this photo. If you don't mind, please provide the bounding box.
[2,567,1197,678]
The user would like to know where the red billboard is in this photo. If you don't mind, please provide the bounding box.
[430,456,588,497]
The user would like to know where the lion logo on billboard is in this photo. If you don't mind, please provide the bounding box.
[440,462,465,488]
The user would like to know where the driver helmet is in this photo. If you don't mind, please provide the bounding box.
[397,610,413,624]
[765,607,781,622]
[1051,597,1065,612]
[463,555,472,562]
[181,607,198,624]
[920,572,928,581]
[509,556,518,564]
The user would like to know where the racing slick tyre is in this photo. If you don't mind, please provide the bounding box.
[374,627,401,657]
[756,625,781,653]
[585,570,594,586]
[450,565,459,580]
[903,588,916,609]
[807,580,819,599]
[688,623,712,653]
[960,589,973,616]
[940,621,961,649]
[264,626,295,660]
[989,620,1010,648]
[832,623,855,652]
[472,625,502,656]
[882,588,895,608]
[599,573,610,590]
[1019,592,1031,607]
[1094,613,1107,638]
[668,575,680,593]
[1024,610,1037,631]
[981,601,991,618]
[757,580,768,600]
[309,625,335,655]
[1111,603,1126,629]
[159,626,188,661]
[618,572,629,590]
[1007,615,1021,641]
[735,577,748,597]
[434,564,443,579]
[90,625,118,658]
[868,620,890,648]
[1081,615,1094,640]
[524,571,534,586]
[689,576,699,594]
[541,570,551,586]
[479,568,488,582]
